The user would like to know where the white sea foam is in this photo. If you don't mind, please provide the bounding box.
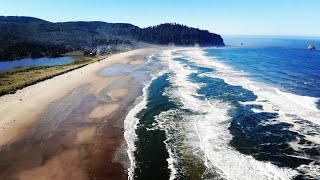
[297,163,320,179]
[124,54,166,180]
[124,79,149,180]
[175,47,320,179]
[154,109,180,180]
[179,47,320,146]
[159,49,297,180]
[185,48,320,123]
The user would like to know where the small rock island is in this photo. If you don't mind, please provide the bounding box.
[308,44,316,50]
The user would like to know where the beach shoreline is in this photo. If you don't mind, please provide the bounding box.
[0,48,157,179]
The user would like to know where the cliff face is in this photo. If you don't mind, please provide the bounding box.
[0,16,224,60]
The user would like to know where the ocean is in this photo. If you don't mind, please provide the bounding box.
[124,37,320,180]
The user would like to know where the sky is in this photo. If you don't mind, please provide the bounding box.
[1,0,319,37]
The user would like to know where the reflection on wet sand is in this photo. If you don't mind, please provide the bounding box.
[0,49,156,180]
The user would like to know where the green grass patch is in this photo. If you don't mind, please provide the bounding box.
[65,51,84,56]
[0,55,106,96]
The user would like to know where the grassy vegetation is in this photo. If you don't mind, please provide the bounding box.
[64,51,84,56]
[0,55,106,96]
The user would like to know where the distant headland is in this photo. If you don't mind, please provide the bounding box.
[0,16,224,61]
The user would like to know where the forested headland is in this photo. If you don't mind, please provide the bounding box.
[0,16,225,61]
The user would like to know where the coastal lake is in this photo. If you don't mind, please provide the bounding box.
[0,56,79,71]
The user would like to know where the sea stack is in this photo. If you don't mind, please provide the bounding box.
[308,44,316,50]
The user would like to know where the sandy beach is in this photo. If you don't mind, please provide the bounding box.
[0,48,157,180]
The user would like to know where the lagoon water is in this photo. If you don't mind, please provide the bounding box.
[0,56,77,71]
[125,38,320,180]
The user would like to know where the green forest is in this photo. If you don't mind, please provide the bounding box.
[0,16,224,61]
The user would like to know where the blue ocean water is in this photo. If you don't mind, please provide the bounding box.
[125,38,320,180]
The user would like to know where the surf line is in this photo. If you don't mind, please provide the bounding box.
[124,54,167,180]
[160,48,297,180]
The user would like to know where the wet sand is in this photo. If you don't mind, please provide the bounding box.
[0,48,157,180]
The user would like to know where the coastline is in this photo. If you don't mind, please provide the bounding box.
[0,48,157,179]
[0,55,106,96]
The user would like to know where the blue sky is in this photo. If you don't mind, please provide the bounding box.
[1,0,319,36]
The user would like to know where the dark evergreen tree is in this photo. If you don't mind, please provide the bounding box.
[0,16,224,60]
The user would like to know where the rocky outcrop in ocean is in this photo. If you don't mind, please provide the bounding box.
[308,44,316,50]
